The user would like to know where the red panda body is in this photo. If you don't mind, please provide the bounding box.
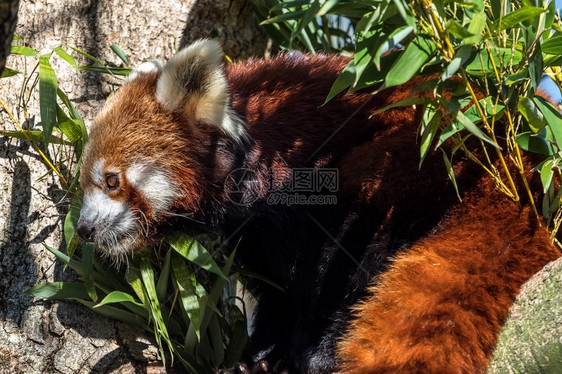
[78,41,561,373]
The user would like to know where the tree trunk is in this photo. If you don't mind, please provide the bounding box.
[0,1,267,373]
[0,0,19,75]
[488,257,562,373]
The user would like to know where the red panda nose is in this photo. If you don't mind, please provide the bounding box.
[77,221,96,242]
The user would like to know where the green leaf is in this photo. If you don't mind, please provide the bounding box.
[82,243,97,302]
[456,0,485,11]
[53,47,77,67]
[419,104,442,168]
[464,47,523,75]
[292,0,320,43]
[110,42,130,66]
[518,96,546,133]
[455,110,499,148]
[1,67,22,78]
[140,255,172,364]
[505,69,528,85]
[374,25,413,69]
[125,268,148,305]
[442,45,471,80]
[317,0,339,16]
[442,149,461,200]
[39,55,58,147]
[11,45,38,56]
[260,10,307,25]
[156,248,172,301]
[324,59,355,104]
[542,35,562,55]
[463,11,486,45]
[445,20,475,39]
[57,88,83,122]
[76,66,132,76]
[24,282,90,300]
[168,233,227,279]
[0,130,70,145]
[516,132,553,156]
[540,159,555,193]
[94,291,143,308]
[535,96,562,147]
[172,253,202,339]
[383,36,436,89]
[223,305,249,367]
[76,299,148,328]
[491,6,545,31]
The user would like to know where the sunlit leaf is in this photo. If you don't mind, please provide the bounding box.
[11,45,38,56]
[490,6,544,31]
[39,54,58,147]
[94,290,143,308]
[518,96,546,133]
[383,36,436,89]
[168,233,227,279]
[110,42,130,66]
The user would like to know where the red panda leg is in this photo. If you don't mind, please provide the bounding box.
[337,202,560,374]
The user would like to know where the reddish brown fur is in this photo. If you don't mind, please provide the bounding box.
[337,184,560,373]
[84,50,562,371]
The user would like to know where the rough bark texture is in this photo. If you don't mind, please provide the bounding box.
[0,1,267,372]
[488,257,562,373]
[0,0,19,75]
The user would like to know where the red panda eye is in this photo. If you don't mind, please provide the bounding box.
[106,175,119,190]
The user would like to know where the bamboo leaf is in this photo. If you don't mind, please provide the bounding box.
[110,42,130,66]
[516,132,553,156]
[82,243,97,302]
[168,233,226,279]
[325,59,355,104]
[94,290,143,308]
[53,47,77,67]
[540,159,555,193]
[518,96,546,133]
[1,67,22,78]
[172,252,202,339]
[39,54,58,147]
[24,282,90,300]
[535,96,562,147]
[455,110,499,148]
[11,45,38,56]
[419,104,442,168]
[491,6,544,31]
[542,36,562,55]
[383,36,436,89]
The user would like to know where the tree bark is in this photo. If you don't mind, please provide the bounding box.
[0,0,19,75]
[0,1,267,373]
[488,257,562,373]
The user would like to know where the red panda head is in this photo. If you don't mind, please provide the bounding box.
[77,40,248,259]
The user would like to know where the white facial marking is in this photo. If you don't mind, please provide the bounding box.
[79,188,138,258]
[126,162,180,216]
[91,159,104,184]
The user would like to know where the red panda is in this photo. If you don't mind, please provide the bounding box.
[77,40,561,373]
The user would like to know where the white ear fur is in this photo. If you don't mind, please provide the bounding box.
[155,40,249,144]
[125,60,164,83]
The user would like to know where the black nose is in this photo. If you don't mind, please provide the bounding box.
[76,221,96,242]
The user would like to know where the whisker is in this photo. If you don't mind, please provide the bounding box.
[164,211,205,225]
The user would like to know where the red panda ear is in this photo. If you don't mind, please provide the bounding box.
[126,60,164,82]
[156,39,249,144]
